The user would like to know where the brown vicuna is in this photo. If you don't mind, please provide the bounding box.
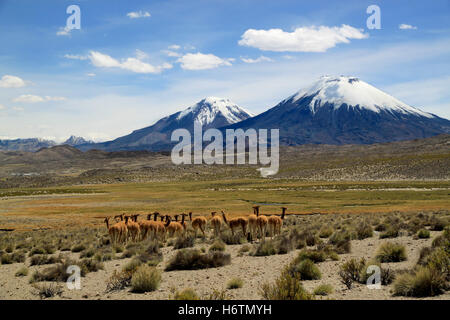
[189,212,207,237]
[139,214,157,240]
[268,207,287,237]
[124,215,140,242]
[256,207,268,240]
[104,217,120,243]
[152,212,167,240]
[221,211,248,237]
[166,214,184,238]
[247,206,259,241]
[210,212,222,237]
[175,213,188,232]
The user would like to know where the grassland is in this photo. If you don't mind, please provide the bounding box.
[0,179,449,231]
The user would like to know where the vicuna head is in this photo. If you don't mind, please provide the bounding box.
[281,207,287,219]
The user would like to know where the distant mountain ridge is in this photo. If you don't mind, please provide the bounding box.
[0,136,92,152]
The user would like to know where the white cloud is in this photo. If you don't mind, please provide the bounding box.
[399,24,418,30]
[89,51,171,74]
[86,73,96,77]
[56,26,71,36]
[0,104,5,110]
[135,49,148,60]
[238,24,368,52]
[0,75,26,88]
[168,44,181,50]
[12,106,24,111]
[177,52,233,70]
[64,54,88,60]
[127,11,151,19]
[13,95,66,103]
[241,56,274,63]
[163,50,182,57]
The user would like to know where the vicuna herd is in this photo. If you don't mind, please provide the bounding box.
[104,207,286,244]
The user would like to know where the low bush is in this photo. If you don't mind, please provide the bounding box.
[209,240,226,252]
[174,235,195,249]
[227,278,243,289]
[165,249,231,271]
[313,284,334,296]
[130,265,161,293]
[259,268,314,300]
[288,259,321,280]
[393,266,446,297]
[417,229,430,239]
[375,242,407,263]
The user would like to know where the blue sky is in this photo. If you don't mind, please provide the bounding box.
[0,0,449,142]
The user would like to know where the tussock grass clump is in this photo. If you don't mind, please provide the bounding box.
[29,258,98,283]
[319,227,333,238]
[79,258,104,273]
[32,283,62,299]
[0,252,26,264]
[238,244,250,253]
[209,240,226,252]
[393,266,446,297]
[130,265,161,293]
[227,277,244,289]
[295,249,327,263]
[70,243,86,253]
[30,254,62,266]
[313,284,334,296]
[15,266,29,277]
[288,259,321,280]
[260,267,314,300]
[122,258,142,273]
[174,235,195,249]
[379,226,399,239]
[430,218,446,231]
[338,258,366,289]
[106,270,132,292]
[329,230,351,254]
[375,242,407,263]
[165,249,231,271]
[29,247,45,256]
[173,288,199,300]
[80,247,96,258]
[251,240,277,256]
[417,229,430,239]
[356,223,373,240]
[220,230,246,245]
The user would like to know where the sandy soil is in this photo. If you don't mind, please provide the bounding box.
[0,230,448,300]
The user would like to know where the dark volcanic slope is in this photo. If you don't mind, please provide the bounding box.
[225,76,450,145]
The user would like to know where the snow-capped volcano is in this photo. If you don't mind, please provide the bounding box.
[289,76,433,118]
[63,135,94,146]
[225,76,450,145]
[78,97,253,151]
[177,97,254,126]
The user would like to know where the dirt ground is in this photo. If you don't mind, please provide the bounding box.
[1,229,448,300]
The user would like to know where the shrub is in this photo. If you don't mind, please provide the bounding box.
[260,268,314,300]
[123,258,142,273]
[209,240,226,252]
[71,244,86,253]
[417,229,430,239]
[356,224,373,240]
[319,227,333,238]
[295,249,326,264]
[251,240,277,256]
[227,278,243,289]
[375,242,407,263]
[79,258,104,273]
[220,230,246,245]
[313,284,334,296]
[106,270,132,292]
[80,247,95,258]
[359,261,395,286]
[174,235,195,249]
[393,266,446,297]
[33,283,62,299]
[238,244,250,253]
[29,247,45,256]
[30,254,62,266]
[130,265,161,293]
[30,258,85,283]
[15,266,29,277]
[165,249,231,271]
[424,247,450,280]
[173,288,199,300]
[430,219,446,231]
[289,259,321,280]
[379,226,399,239]
[338,258,366,289]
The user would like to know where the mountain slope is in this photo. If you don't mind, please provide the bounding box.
[225,76,450,145]
[63,136,93,146]
[78,97,254,151]
[0,138,56,152]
